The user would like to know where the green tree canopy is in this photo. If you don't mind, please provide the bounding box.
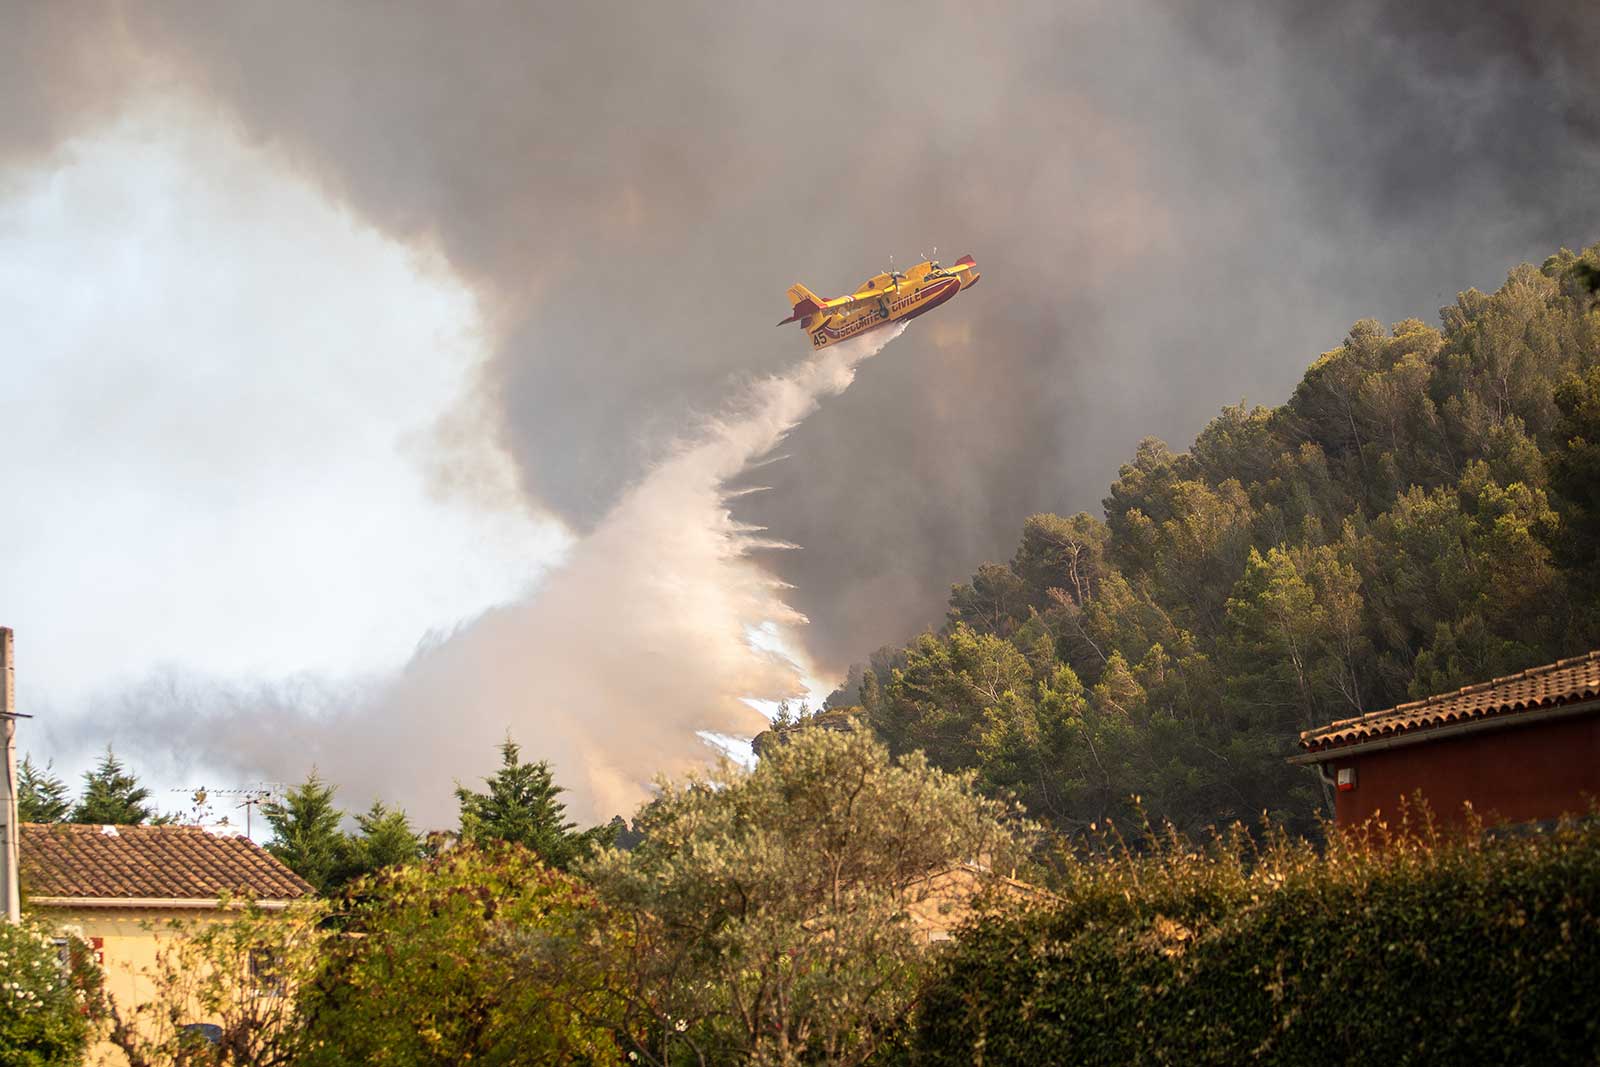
[17,756,71,823]
[845,243,1600,839]
[344,801,424,879]
[454,737,611,868]
[297,847,615,1067]
[262,772,345,893]
[548,727,1027,1067]
[69,748,156,826]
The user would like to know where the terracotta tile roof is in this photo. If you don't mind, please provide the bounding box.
[20,823,312,903]
[1300,651,1600,756]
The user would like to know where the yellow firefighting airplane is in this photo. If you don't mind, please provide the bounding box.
[778,253,980,349]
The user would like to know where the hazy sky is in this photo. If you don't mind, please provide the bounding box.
[3,93,567,799]
[3,2,1595,825]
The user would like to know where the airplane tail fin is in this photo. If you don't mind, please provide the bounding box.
[787,283,822,307]
[777,283,825,326]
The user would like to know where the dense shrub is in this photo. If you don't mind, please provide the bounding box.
[535,728,1025,1067]
[913,811,1600,1065]
[0,920,97,1067]
[297,844,619,1066]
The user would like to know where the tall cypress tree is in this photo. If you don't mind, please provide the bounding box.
[262,772,346,893]
[18,755,72,823]
[70,748,156,825]
[454,737,612,868]
[345,802,424,879]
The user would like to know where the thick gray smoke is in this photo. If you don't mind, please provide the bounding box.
[91,0,1594,666]
[5,2,1597,813]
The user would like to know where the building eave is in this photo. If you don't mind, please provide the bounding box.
[1290,698,1600,765]
[26,896,299,911]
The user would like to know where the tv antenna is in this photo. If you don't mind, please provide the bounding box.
[170,783,284,837]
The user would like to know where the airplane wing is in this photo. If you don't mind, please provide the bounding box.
[825,292,887,315]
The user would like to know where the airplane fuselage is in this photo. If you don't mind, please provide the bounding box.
[778,255,979,349]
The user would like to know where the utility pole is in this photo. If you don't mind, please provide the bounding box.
[2,628,22,924]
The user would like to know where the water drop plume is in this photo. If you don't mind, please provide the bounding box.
[129,324,907,825]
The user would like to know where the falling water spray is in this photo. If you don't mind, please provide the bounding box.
[123,324,910,826]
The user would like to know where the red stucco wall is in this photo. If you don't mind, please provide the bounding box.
[1330,713,1600,828]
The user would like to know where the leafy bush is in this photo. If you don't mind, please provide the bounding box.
[532,728,1028,1067]
[0,920,97,1067]
[913,810,1600,1065]
[297,844,619,1066]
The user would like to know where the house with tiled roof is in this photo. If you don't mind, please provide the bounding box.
[20,823,311,1065]
[1290,651,1600,829]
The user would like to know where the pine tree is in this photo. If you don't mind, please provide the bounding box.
[345,802,423,879]
[18,756,72,823]
[262,772,346,893]
[455,737,612,869]
[70,747,156,825]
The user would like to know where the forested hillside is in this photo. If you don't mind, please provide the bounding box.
[838,246,1600,837]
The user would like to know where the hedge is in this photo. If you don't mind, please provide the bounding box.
[912,812,1600,1065]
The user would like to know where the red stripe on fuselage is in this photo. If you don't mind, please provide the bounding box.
[895,277,961,323]
[814,278,960,340]
[808,277,967,348]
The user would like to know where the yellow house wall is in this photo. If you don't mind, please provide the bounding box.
[35,905,233,1067]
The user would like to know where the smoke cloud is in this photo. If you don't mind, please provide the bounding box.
[5,2,1597,815]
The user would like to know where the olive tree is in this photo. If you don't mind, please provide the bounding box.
[529,726,1028,1067]
[105,898,328,1067]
